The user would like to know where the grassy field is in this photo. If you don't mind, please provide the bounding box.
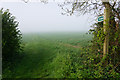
[3,32,93,78]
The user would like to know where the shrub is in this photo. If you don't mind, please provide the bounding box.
[1,9,23,69]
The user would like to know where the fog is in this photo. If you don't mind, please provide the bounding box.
[1,2,93,33]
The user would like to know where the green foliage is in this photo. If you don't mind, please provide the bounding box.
[88,15,120,78]
[1,9,23,70]
[3,32,120,78]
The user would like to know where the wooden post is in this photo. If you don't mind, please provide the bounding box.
[103,4,110,57]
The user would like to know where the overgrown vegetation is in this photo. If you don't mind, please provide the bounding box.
[88,15,120,78]
[3,31,120,78]
[2,9,23,73]
[3,33,92,78]
[59,0,120,78]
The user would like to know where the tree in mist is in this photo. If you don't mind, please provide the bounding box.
[1,9,23,69]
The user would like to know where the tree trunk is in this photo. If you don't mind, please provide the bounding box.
[103,3,110,66]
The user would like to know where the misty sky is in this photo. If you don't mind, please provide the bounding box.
[1,2,93,33]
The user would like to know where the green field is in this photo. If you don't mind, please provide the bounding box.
[3,32,93,78]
